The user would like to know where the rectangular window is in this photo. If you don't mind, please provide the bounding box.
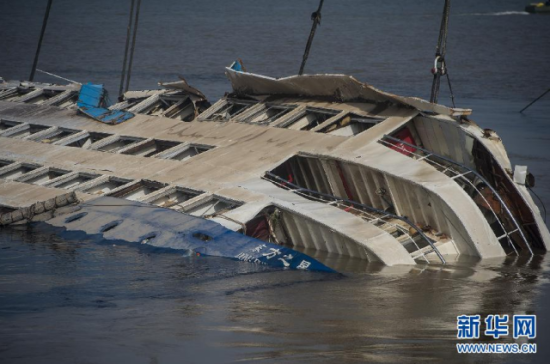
[0,119,22,131]
[182,195,241,217]
[243,105,295,125]
[121,139,181,158]
[96,136,145,153]
[48,172,102,189]
[0,159,15,168]
[281,107,340,130]
[80,176,133,196]
[0,163,41,180]
[210,100,254,121]
[6,124,50,139]
[63,132,111,148]
[319,114,382,136]
[165,99,196,121]
[147,186,203,209]
[35,128,80,144]
[108,180,166,201]
[161,144,213,161]
[17,167,71,185]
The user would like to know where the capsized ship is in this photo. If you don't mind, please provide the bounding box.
[0,66,548,270]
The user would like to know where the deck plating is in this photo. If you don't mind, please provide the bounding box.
[0,68,548,270]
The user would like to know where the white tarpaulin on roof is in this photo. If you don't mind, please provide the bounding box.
[225,68,471,117]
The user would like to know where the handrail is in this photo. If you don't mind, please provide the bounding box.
[392,224,430,263]
[379,138,519,255]
[381,134,533,255]
[264,172,447,264]
[264,175,430,263]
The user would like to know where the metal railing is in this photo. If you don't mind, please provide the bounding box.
[379,134,533,255]
[264,172,446,264]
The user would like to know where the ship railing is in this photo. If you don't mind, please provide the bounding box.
[379,134,533,256]
[263,172,445,264]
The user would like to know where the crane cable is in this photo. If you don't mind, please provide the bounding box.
[124,0,142,94]
[430,0,456,107]
[298,0,325,76]
[118,0,136,97]
[29,0,54,82]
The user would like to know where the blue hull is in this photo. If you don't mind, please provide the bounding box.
[41,196,335,273]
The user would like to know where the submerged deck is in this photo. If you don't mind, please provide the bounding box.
[0,70,548,268]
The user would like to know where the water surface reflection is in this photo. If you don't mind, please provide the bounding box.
[0,226,548,363]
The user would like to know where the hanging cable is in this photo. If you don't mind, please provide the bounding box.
[520,88,550,113]
[445,72,456,108]
[430,0,454,105]
[36,69,80,84]
[298,0,325,76]
[527,186,547,223]
[29,0,54,81]
[124,0,142,93]
[119,0,136,97]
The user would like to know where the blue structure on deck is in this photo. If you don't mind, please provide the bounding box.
[77,83,134,124]
[229,60,245,72]
[43,197,334,273]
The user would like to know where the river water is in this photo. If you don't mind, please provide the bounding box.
[1,0,549,363]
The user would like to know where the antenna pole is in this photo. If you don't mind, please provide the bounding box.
[298,0,325,76]
[29,0,54,81]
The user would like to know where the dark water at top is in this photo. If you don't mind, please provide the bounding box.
[1,0,550,363]
[1,0,549,102]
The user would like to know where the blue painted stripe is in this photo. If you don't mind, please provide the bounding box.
[44,197,335,273]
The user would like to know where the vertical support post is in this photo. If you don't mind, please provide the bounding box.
[29,0,54,81]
